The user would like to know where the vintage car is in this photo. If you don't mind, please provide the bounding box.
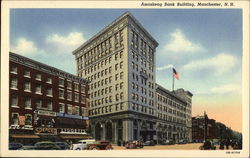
[143,140,155,146]
[86,140,113,150]
[34,141,61,150]
[71,139,96,150]
[125,140,143,149]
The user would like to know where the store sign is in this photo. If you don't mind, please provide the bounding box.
[57,112,88,120]
[9,125,33,130]
[59,128,87,135]
[34,127,57,135]
[38,110,56,116]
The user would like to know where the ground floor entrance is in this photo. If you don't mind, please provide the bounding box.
[89,112,157,144]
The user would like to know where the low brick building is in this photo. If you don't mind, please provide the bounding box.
[9,52,90,144]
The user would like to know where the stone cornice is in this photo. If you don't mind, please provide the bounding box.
[72,12,158,55]
[10,52,90,84]
[156,83,187,105]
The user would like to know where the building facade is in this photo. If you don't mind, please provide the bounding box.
[155,84,192,143]
[9,52,89,144]
[73,12,158,143]
[192,114,216,142]
[174,88,193,142]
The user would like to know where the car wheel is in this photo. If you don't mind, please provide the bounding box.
[92,147,99,150]
[76,148,81,150]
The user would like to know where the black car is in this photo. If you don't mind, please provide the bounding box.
[34,141,61,150]
[9,143,23,150]
[55,142,70,150]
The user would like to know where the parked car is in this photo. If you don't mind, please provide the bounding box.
[55,142,69,150]
[143,140,155,146]
[86,140,113,150]
[199,140,216,150]
[9,143,23,150]
[34,141,61,150]
[178,139,188,144]
[71,139,96,150]
[125,140,143,149]
[162,140,175,145]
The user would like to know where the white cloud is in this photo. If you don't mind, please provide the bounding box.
[182,53,237,75]
[10,38,39,55]
[210,84,241,94]
[164,29,203,53]
[156,64,174,71]
[46,32,85,53]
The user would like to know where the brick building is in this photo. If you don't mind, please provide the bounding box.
[192,113,216,142]
[9,52,90,144]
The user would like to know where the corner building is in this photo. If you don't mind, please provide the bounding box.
[73,12,158,143]
[9,52,89,144]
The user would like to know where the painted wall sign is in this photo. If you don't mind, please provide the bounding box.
[37,110,56,116]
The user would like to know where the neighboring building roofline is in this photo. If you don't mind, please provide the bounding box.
[72,11,158,55]
[9,52,90,84]
[155,83,187,105]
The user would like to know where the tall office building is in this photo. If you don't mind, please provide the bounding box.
[73,12,158,143]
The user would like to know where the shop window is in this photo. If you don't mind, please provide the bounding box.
[11,113,19,125]
[10,94,18,107]
[10,78,18,89]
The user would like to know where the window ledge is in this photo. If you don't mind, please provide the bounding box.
[11,106,19,108]
[46,95,53,97]
[35,92,42,95]
[24,90,31,92]
[10,88,18,90]
[25,107,33,110]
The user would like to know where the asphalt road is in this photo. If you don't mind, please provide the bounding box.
[112,143,233,150]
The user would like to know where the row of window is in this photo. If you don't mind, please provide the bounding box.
[131,31,154,62]
[79,31,124,67]
[58,103,87,116]
[132,72,154,89]
[88,72,124,91]
[131,93,154,106]
[10,94,51,110]
[131,51,154,72]
[10,66,53,83]
[89,92,124,107]
[131,103,155,115]
[89,82,124,99]
[157,94,185,110]
[158,114,186,124]
[58,78,85,93]
[158,104,186,116]
[11,113,32,126]
[131,82,154,98]
[89,102,124,116]
[85,61,124,83]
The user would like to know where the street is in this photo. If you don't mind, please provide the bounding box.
[112,143,234,150]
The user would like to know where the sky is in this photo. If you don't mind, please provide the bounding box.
[10,9,242,132]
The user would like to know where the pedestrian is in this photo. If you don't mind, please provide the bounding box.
[219,139,224,150]
[225,138,230,149]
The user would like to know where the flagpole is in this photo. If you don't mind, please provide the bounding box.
[172,72,175,91]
